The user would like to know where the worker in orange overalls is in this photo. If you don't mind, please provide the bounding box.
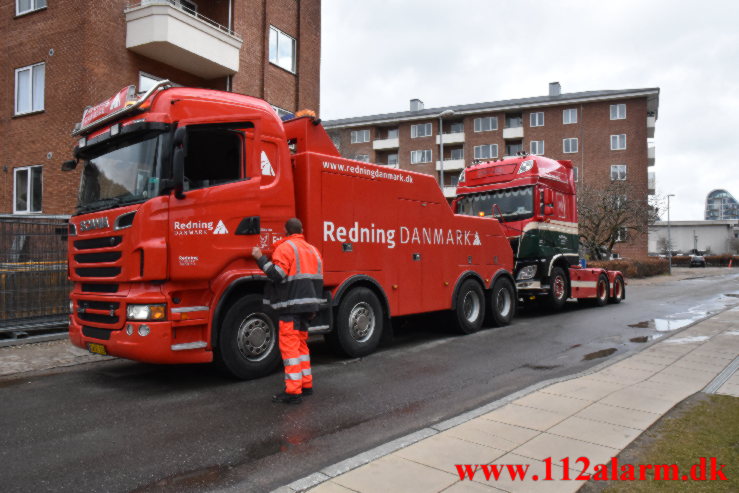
[251,218,324,404]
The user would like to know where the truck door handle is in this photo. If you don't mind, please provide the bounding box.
[235,216,260,235]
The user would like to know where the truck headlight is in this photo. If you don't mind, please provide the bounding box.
[126,304,166,321]
[517,265,538,280]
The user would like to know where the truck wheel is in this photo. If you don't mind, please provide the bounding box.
[215,295,281,379]
[452,279,486,334]
[326,287,383,358]
[593,274,610,306]
[609,275,625,304]
[544,267,569,311]
[487,277,516,327]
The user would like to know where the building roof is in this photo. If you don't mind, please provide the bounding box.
[323,87,660,129]
[653,220,738,227]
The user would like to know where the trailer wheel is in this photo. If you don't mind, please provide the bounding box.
[543,267,569,311]
[593,274,610,306]
[215,295,281,379]
[326,287,383,357]
[487,277,516,327]
[609,275,625,304]
[452,279,486,334]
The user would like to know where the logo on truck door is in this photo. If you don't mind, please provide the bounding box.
[174,219,229,236]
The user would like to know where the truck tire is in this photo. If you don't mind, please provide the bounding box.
[326,287,383,358]
[215,295,281,379]
[580,274,609,307]
[609,275,625,304]
[452,279,486,334]
[543,267,569,311]
[487,277,516,327]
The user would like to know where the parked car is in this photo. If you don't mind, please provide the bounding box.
[690,255,706,267]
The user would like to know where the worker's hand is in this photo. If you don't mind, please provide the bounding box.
[251,247,263,259]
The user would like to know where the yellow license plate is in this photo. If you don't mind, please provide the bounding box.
[87,343,108,356]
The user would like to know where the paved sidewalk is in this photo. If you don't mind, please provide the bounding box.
[282,307,739,493]
[0,338,112,377]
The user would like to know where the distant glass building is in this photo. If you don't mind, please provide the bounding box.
[705,189,739,220]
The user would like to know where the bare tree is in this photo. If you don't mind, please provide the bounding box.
[577,181,658,260]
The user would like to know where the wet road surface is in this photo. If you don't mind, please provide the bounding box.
[1,270,738,492]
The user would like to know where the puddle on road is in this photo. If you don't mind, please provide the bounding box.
[628,318,695,332]
[524,363,561,370]
[724,293,739,298]
[630,336,650,343]
[582,348,617,360]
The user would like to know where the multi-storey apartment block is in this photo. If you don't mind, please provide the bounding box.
[324,83,659,258]
[705,189,739,220]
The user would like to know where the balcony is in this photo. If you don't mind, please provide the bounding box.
[648,145,655,166]
[372,138,400,150]
[125,1,243,79]
[648,169,655,194]
[435,132,465,145]
[503,126,524,140]
[436,159,465,172]
[647,115,656,138]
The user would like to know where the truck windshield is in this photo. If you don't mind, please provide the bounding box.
[456,186,534,222]
[77,134,166,213]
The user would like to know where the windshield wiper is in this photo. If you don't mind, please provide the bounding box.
[77,197,122,214]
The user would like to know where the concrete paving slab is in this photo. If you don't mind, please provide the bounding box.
[481,404,569,432]
[572,402,660,430]
[671,357,734,373]
[512,433,619,469]
[716,381,739,397]
[613,358,670,373]
[442,479,506,492]
[444,418,540,451]
[307,480,356,493]
[394,433,507,474]
[331,455,458,493]
[648,366,716,387]
[631,379,696,402]
[470,453,575,493]
[547,416,643,449]
[538,376,624,402]
[598,387,679,415]
[588,366,654,385]
[511,392,591,415]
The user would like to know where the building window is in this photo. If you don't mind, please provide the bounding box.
[611,134,627,150]
[563,108,577,124]
[473,117,498,132]
[387,153,398,165]
[530,112,544,127]
[449,122,464,133]
[411,123,432,138]
[387,128,399,139]
[506,141,523,156]
[474,144,498,160]
[356,154,369,163]
[269,26,297,73]
[610,104,626,120]
[450,148,464,160]
[410,150,432,164]
[178,0,198,14]
[14,165,43,214]
[563,138,578,153]
[611,164,627,180]
[16,0,46,16]
[614,227,628,242]
[530,140,545,155]
[505,113,523,128]
[15,62,45,115]
[573,166,579,182]
[350,129,370,144]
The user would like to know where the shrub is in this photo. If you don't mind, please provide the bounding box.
[588,258,669,278]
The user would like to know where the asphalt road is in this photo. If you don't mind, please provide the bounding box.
[1,270,738,493]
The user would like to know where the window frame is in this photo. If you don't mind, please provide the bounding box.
[450,148,464,160]
[473,144,498,160]
[268,25,297,73]
[530,112,545,127]
[410,123,432,138]
[473,116,498,132]
[610,103,626,120]
[530,140,545,155]
[16,0,47,16]
[573,166,579,182]
[13,165,43,214]
[610,164,627,181]
[563,108,577,124]
[355,154,369,163]
[387,153,398,165]
[14,62,45,116]
[410,149,432,164]
[563,138,579,154]
[610,134,627,150]
[350,129,370,144]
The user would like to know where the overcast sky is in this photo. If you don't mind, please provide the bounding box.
[320,0,739,220]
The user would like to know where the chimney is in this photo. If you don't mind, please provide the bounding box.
[549,82,561,97]
[410,99,424,112]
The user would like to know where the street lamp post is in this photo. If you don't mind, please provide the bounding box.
[438,109,455,194]
[667,194,675,275]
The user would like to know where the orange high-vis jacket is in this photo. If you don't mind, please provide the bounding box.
[256,234,324,314]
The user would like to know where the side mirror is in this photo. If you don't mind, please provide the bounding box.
[172,126,188,200]
[61,160,78,172]
[544,205,554,216]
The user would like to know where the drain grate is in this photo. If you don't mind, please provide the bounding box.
[703,356,739,394]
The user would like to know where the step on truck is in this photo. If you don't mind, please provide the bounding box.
[63,82,516,379]
[453,155,625,310]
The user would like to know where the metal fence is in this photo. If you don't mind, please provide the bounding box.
[0,216,71,334]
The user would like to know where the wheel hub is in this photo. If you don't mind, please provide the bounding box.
[349,302,374,342]
[237,317,273,360]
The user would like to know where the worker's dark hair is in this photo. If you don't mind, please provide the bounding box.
[285,218,303,235]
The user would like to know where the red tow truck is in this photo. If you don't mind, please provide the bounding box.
[453,155,625,310]
[64,82,517,379]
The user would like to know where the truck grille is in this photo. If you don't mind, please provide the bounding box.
[74,252,122,263]
[76,300,122,328]
[75,267,122,278]
[74,236,122,250]
[81,283,119,293]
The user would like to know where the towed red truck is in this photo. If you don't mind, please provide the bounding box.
[64,83,518,379]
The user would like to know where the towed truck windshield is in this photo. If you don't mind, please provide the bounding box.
[457,186,534,222]
[77,133,168,214]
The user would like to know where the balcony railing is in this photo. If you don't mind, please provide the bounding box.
[435,132,465,145]
[647,116,656,139]
[125,1,243,79]
[372,137,400,150]
[436,159,465,172]
[648,145,655,166]
[503,126,524,139]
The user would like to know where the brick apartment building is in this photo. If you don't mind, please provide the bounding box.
[0,0,320,216]
[324,83,659,258]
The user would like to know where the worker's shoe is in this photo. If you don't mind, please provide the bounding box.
[272,392,302,404]
[302,387,313,396]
